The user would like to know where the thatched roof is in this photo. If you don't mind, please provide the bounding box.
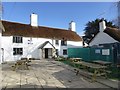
[2,20,82,41]
[104,27,120,42]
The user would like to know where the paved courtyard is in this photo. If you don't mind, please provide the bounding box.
[1,59,118,89]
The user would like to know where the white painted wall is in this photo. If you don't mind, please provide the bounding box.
[0,21,5,63]
[44,43,53,48]
[39,49,42,59]
[1,37,52,61]
[0,29,1,63]
[60,45,68,57]
[67,41,83,47]
[89,32,118,46]
[22,37,53,60]
[59,41,83,57]
[1,36,83,61]
[1,36,13,62]
[52,40,82,57]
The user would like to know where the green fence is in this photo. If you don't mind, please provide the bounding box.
[68,47,114,63]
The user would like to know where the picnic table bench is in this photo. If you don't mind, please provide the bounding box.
[92,60,112,74]
[11,59,31,71]
[72,61,109,82]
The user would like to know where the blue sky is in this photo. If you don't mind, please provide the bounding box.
[2,2,117,36]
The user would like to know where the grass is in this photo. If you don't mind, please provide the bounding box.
[107,66,120,80]
[59,59,120,80]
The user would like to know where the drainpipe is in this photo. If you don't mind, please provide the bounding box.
[1,48,4,63]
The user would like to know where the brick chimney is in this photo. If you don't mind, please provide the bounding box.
[30,13,38,27]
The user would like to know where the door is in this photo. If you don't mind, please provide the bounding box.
[45,48,48,58]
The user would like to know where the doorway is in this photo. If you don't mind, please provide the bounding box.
[45,48,48,58]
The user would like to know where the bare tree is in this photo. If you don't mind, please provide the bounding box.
[111,1,120,29]
[118,1,120,28]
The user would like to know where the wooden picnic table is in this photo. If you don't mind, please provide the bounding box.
[73,61,108,82]
[12,60,30,71]
[92,60,112,66]
[75,61,107,68]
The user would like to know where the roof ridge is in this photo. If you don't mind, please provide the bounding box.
[2,20,29,26]
[39,25,68,31]
[106,26,119,30]
[2,20,70,31]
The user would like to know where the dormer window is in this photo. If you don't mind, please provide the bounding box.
[61,38,67,46]
[13,36,23,43]
[55,40,59,45]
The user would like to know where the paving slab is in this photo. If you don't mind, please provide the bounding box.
[1,59,118,89]
[96,78,119,89]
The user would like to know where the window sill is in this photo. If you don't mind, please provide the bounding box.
[61,45,67,46]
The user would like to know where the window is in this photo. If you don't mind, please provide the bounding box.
[61,40,67,46]
[13,48,23,55]
[13,36,23,43]
[55,40,59,45]
[56,49,59,56]
[63,49,67,55]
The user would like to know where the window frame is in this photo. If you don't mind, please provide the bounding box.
[13,36,23,43]
[13,48,23,55]
[56,49,59,56]
[63,49,67,55]
[55,40,59,45]
[61,40,67,46]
